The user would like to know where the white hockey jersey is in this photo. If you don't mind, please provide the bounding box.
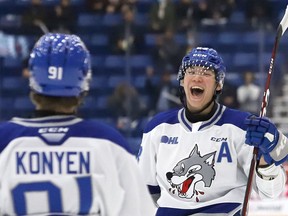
[138,104,286,216]
[0,115,156,216]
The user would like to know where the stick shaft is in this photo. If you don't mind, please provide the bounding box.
[242,6,288,215]
[241,25,283,216]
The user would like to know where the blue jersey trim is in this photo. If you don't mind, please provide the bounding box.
[0,117,134,155]
[180,109,191,131]
[143,106,250,134]
[148,185,161,194]
[11,115,77,124]
[200,104,224,130]
[156,203,241,216]
[144,109,180,133]
[69,120,134,154]
[216,108,250,130]
[0,122,34,153]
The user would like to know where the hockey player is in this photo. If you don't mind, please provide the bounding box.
[0,33,156,216]
[138,47,287,215]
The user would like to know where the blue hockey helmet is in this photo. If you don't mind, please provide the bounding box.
[29,33,91,97]
[177,47,226,91]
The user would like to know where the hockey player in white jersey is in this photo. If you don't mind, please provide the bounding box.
[0,33,156,216]
[138,47,287,215]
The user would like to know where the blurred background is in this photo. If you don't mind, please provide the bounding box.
[0,0,288,149]
[0,0,288,214]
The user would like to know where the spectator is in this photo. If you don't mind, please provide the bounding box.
[0,31,29,59]
[175,0,196,32]
[185,29,197,54]
[149,0,176,33]
[107,82,146,135]
[244,0,273,29]
[191,0,210,26]
[145,66,180,114]
[0,31,18,58]
[218,80,239,109]
[49,0,77,33]
[85,0,109,14]
[14,35,30,59]
[237,70,261,114]
[106,0,122,14]
[85,0,136,14]
[193,0,235,26]
[111,5,144,54]
[203,0,235,26]
[21,0,49,35]
[152,28,182,71]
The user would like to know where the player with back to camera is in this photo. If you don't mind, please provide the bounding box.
[138,47,288,215]
[0,33,156,216]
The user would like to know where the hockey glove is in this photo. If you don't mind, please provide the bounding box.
[245,115,288,165]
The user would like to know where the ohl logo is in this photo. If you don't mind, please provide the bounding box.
[161,136,179,144]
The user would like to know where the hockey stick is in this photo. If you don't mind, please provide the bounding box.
[241,5,288,216]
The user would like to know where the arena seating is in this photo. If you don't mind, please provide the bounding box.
[0,0,287,139]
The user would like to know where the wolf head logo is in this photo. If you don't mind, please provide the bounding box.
[166,144,216,201]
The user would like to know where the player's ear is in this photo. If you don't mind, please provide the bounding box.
[216,83,222,91]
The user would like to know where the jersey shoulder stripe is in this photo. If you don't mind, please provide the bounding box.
[0,116,133,155]
[143,108,180,133]
[216,107,251,130]
[73,119,133,154]
[143,104,251,134]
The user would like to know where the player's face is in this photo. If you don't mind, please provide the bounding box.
[182,66,221,112]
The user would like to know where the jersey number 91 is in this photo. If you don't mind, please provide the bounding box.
[12,176,92,215]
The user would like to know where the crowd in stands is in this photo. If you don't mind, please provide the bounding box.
[0,0,287,138]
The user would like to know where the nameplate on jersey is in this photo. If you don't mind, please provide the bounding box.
[14,148,91,175]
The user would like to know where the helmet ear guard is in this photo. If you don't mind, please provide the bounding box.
[29,33,92,97]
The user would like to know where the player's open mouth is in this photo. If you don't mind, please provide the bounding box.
[190,87,204,97]
[180,176,195,193]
